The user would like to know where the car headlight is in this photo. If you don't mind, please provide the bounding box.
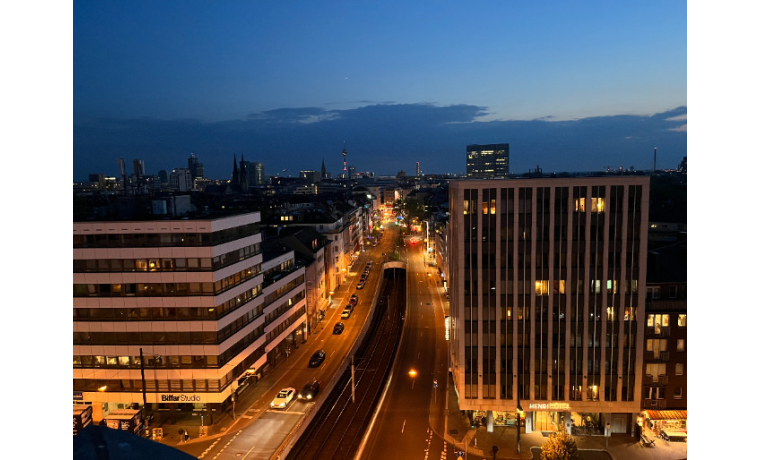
[307,395,312,399]
[298,394,302,398]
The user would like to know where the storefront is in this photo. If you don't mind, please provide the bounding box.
[641,410,687,441]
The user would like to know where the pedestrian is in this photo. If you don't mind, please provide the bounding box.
[183,429,189,443]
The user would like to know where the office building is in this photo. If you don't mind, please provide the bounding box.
[448,176,649,435]
[245,161,266,186]
[188,153,204,180]
[466,144,509,178]
[74,212,279,424]
[169,168,192,192]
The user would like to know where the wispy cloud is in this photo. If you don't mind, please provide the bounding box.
[669,124,687,132]
[666,114,687,122]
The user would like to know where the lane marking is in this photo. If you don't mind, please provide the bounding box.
[402,419,406,433]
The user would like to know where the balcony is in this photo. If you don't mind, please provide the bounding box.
[645,351,670,362]
[644,375,668,385]
[646,326,671,338]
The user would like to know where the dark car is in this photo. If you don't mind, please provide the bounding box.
[309,350,326,367]
[298,381,320,401]
[349,294,358,307]
[333,322,345,334]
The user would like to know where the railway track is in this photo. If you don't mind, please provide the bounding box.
[286,270,405,460]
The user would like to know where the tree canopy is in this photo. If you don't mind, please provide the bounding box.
[540,430,581,460]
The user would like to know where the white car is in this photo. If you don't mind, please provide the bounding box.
[270,387,296,409]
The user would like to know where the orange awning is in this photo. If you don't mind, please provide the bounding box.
[644,410,687,421]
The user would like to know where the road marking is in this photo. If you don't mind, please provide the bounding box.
[240,443,258,459]
[402,420,406,433]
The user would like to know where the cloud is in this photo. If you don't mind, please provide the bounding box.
[666,114,687,122]
[74,104,688,180]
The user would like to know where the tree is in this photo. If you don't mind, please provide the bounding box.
[540,430,581,460]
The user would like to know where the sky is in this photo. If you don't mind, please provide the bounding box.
[73,0,686,179]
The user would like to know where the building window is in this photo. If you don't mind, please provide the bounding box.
[675,363,684,375]
[678,314,687,327]
[647,287,661,300]
[591,197,605,213]
[669,286,678,298]
[553,280,565,294]
[463,199,469,215]
[677,339,685,352]
[535,280,549,296]
[606,280,618,294]
[674,387,683,399]
[574,198,586,212]
[647,314,669,333]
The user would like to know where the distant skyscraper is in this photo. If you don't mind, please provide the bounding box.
[348,165,356,180]
[188,153,204,180]
[246,161,265,186]
[466,144,509,178]
[321,159,327,179]
[416,161,420,177]
[133,159,145,178]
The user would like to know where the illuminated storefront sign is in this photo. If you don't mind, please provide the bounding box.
[161,394,203,402]
[528,402,570,411]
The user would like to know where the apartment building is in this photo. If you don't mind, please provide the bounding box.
[449,176,649,435]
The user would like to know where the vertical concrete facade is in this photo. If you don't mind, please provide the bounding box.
[448,177,649,427]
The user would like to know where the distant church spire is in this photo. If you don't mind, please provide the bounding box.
[232,155,239,185]
[239,155,248,191]
[321,158,327,178]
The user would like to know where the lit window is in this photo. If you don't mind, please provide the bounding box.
[535,280,549,296]
[591,197,605,213]
[553,280,565,294]
[574,198,586,212]
[490,199,496,215]
[463,199,469,215]
[677,339,685,352]
[661,314,669,327]
[482,201,488,214]
[677,314,687,327]
[606,280,618,294]
[675,363,684,375]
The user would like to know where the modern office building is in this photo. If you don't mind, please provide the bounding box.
[466,144,509,178]
[187,153,204,180]
[448,176,649,435]
[169,168,193,192]
[245,161,266,186]
[73,212,277,424]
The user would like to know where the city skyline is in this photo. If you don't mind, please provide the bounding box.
[73,1,686,180]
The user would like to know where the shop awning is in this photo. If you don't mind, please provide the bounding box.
[644,410,687,421]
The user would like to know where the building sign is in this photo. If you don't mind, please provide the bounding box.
[161,394,203,402]
[445,315,451,341]
[528,402,571,411]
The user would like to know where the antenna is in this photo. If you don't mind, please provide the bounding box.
[653,147,657,172]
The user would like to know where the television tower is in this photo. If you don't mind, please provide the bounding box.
[342,145,348,179]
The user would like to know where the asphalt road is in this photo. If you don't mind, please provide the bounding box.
[361,236,454,460]
[178,224,398,460]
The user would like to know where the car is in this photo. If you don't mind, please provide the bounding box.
[309,350,326,367]
[298,381,320,401]
[349,294,358,306]
[356,282,364,290]
[333,322,345,334]
[270,388,296,409]
[341,308,352,319]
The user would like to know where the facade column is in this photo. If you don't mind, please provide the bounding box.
[486,410,494,433]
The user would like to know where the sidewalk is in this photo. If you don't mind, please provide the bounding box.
[440,373,687,460]
[148,261,365,448]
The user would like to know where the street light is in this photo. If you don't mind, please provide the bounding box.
[409,369,418,389]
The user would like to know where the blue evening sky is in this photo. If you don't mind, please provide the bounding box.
[73,0,687,179]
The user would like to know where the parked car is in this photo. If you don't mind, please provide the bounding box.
[333,322,345,334]
[349,294,358,307]
[341,308,352,319]
[309,350,326,367]
[298,381,320,401]
[270,388,296,409]
[356,282,364,290]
